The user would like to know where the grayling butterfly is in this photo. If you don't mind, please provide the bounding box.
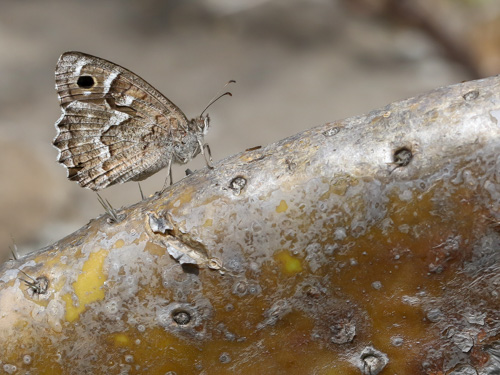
[53,51,231,191]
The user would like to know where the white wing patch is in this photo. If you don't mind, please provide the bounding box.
[103,71,119,95]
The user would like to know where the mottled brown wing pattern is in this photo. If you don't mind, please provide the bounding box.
[53,51,194,190]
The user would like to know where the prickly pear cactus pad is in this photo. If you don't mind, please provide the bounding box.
[1,76,500,374]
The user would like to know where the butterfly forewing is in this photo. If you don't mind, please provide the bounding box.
[53,51,194,190]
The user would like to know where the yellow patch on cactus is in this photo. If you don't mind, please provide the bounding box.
[276,200,288,213]
[113,239,125,248]
[63,249,108,322]
[112,333,130,347]
[275,250,303,274]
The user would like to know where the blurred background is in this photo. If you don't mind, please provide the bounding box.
[2,0,500,261]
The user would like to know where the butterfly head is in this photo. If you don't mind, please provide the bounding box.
[200,113,210,136]
[190,113,210,137]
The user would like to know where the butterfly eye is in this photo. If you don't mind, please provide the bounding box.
[76,75,95,89]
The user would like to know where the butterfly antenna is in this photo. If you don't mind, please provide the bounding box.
[200,80,236,117]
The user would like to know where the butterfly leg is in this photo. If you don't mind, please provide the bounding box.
[200,141,214,169]
[160,159,173,193]
[138,183,145,200]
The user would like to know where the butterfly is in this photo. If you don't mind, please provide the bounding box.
[53,51,228,191]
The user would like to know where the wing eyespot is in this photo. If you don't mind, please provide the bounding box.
[77,75,95,89]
